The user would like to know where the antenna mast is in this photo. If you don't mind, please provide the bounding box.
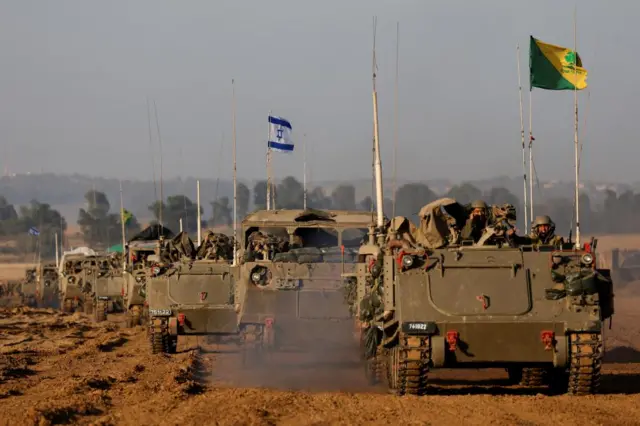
[392,22,399,222]
[232,79,238,266]
[371,16,385,234]
[153,100,164,230]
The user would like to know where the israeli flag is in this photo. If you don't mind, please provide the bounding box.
[28,227,40,236]
[268,115,294,152]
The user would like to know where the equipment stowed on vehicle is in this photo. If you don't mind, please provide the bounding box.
[145,231,238,354]
[236,208,374,361]
[353,197,615,396]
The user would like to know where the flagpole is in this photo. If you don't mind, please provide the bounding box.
[371,16,384,235]
[153,100,164,230]
[528,90,534,225]
[517,44,528,234]
[54,233,59,269]
[266,110,272,210]
[232,78,238,266]
[179,218,183,233]
[119,180,126,255]
[303,133,307,210]
[573,6,581,248]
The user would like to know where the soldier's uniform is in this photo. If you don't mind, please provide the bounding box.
[460,200,489,243]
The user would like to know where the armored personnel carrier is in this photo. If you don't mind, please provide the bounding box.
[236,208,374,357]
[146,231,237,354]
[58,248,97,313]
[22,263,59,307]
[354,197,615,396]
[20,267,38,307]
[123,225,175,327]
[84,253,126,322]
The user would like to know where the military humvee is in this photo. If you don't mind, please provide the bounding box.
[146,232,237,354]
[355,197,614,396]
[84,254,126,322]
[236,208,374,358]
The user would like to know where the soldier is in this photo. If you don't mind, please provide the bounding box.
[529,215,564,246]
[460,200,489,243]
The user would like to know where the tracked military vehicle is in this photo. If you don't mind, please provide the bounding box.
[58,248,97,313]
[355,197,615,396]
[84,253,126,322]
[22,263,59,307]
[237,208,374,357]
[123,225,175,327]
[146,231,238,354]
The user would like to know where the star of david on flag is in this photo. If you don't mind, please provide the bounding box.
[268,115,294,152]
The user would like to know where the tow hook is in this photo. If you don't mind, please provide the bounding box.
[446,330,459,351]
[541,330,555,350]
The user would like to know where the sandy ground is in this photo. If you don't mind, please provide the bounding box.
[0,285,638,426]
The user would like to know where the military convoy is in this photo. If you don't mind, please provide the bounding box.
[353,197,615,396]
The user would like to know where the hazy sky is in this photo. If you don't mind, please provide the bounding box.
[0,0,638,183]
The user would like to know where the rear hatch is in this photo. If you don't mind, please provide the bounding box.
[166,262,234,307]
[401,248,531,318]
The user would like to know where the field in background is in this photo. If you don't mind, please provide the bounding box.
[0,263,35,281]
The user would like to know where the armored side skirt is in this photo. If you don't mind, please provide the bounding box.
[402,321,580,367]
[167,305,238,335]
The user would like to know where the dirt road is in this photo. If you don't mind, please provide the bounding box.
[1,291,639,425]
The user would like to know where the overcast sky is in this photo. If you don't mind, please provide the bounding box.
[0,0,637,184]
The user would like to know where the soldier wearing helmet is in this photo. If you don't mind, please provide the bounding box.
[529,215,564,246]
[460,200,489,243]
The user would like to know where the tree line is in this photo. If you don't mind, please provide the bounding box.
[1,176,639,258]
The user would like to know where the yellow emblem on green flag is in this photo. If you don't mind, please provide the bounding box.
[121,208,133,225]
[530,36,587,91]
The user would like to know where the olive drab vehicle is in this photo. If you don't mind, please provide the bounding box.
[355,197,615,396]
[146,231,238,354]
[20,267,38,307]
[123,225,176,327]
[58,248,98,313]
[84,253,126,322]
[236,208,374,359]
[21,263,59,308]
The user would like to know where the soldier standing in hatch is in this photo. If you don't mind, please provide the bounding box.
[529,215,564,246]
[460,200,489,243]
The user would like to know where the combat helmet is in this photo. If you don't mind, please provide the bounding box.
[470,200,488,209]
[532,215,552,228]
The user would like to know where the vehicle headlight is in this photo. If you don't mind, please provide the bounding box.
[551,255,564,265]
[402,255,414,268]
[250,266,268,285]
[135,276,142,283]
[251,272,262,283]
[67,276,75,283]
[151,266,161,276]
[581,253,594,266]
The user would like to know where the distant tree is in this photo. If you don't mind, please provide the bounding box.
[485,187,520,208]
[359,196,373,212]
[253,180,268,211]
[78,190,140,248]
[209,196,232,227]
[17,200,67,257]
[0,196,19,235]
[308,187,331,209]
[276,176,304,209]
[148,195,202,234]
[331,185,356,210]
[395,183,436,221]
[446,182,482,205]
[237,182,250,219]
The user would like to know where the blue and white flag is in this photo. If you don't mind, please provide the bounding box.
[268,115,294,152]
[28,227,40,236]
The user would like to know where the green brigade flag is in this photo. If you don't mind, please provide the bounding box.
[121,208,133,225]
[529,36,588,91]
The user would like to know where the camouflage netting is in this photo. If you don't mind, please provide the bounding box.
[160,232,197,263]
[130,224,175,242]
[272,246,358,263]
